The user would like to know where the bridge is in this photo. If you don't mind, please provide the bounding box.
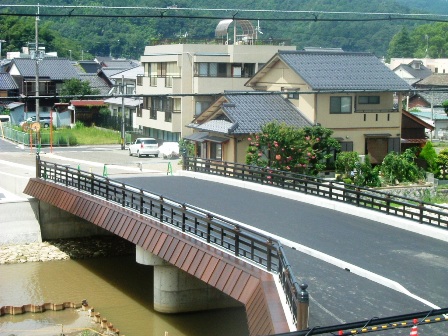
[23,155,448,336]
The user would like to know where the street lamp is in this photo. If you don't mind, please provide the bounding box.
[69,49,72,60]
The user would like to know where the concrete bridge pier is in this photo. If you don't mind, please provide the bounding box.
[136,245,242,313]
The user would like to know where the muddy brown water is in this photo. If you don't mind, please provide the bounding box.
[0,255,249,336]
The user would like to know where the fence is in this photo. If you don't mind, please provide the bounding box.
[36,158,305,328]
[182,157,448,229]
[2,126,77,147]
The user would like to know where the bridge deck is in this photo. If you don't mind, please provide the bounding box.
[24,178,290,336]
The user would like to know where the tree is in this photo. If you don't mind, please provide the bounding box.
[386,27,415,61]
[246,122,340,176]
[59,79,100,103]
[380,149,425,185]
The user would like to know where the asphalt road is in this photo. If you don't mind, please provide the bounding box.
[1,138,447,335]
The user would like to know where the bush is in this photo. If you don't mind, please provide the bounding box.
[380,149,425,185]
[353,156,381,187]
[419,141,438,173]
[335,152,359,179]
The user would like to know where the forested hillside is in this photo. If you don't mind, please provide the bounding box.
[0,0,435,60]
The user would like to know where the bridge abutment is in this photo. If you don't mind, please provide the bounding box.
[136,246,241,313]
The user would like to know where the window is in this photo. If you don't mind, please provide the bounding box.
[330,96,352,114]
[158,63,167,77]
[196,63,226,77]
[137,75,143,86]
[210,143,222,160]
[340,141,354,152]
[195,101,211,115]
[358,96,380,104]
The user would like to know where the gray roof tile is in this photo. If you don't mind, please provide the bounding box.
[196,93,312,135]
[12,58,80,80]
[0,72,18,90]
[278,50,411,91]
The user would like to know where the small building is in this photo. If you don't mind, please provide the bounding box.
[186,92,312,162]
[69,100,106,126]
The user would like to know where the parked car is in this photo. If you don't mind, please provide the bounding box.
[20,116,51,128]
[158,142,180,159]
[128,138,159,158]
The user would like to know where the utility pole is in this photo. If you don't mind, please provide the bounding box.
[0,40,5,59]
[35,4,40,124]
[121,75,125,150]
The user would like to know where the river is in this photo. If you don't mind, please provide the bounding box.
[0,255,249,336]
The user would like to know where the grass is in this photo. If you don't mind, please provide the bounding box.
[56,125,121,145]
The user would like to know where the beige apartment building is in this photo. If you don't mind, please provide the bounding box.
[135,27,296,142]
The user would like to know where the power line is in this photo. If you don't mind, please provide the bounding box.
[1,4,448,23]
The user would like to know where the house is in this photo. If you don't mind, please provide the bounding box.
[410,111,448,140]
[186,92,312,162]
[4,102,25,125]
[408,73,448,111]
[7,57,80,114]
[0,72,19,98]
[389,57,448,75]
[245,49,411,164]
[103,97,142,131]
[392,60,432,86]
[69,100,106,126]
[401,110,434,151]
[135,19,296,143]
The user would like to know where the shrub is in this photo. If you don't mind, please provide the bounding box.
[380,149,425,185]
[419,141,438,173]
[335,152,359,179]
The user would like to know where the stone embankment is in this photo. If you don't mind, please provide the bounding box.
[0,236,134,265]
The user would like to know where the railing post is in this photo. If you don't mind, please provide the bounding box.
[90,174,94,195]
[181,204,187,232]
[206,213,213,243]
[140,189,144,214]
[159,196,164,222]
[419,201,424,223]
[297,283,309,331]
[35,153,41,178]
[234,225,240,257]
[266,238,273,271]
[121,186,126,207]
[386,194,391,214]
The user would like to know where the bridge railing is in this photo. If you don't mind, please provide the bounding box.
[182,156,448,229]
[36,158,304,327]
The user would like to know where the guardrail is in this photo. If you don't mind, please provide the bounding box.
[182,156,448,229]
[36,157,306,328]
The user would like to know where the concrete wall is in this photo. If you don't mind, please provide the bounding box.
[0,199,42,245]
[38,201,111,240]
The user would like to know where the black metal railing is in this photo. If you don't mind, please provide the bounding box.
[36,158,303,325]
[182,157,448,229]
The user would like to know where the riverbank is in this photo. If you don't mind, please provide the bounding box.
[0,236,134,265]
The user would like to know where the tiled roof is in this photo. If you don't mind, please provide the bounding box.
[78,61,102,74]
[413,91,448,106]
[278,50,411,91]
[194,93,312,135]
[394,62,432,80]
[12,58,80,80]
[416,74,448,86]
[0,72,18,90]
[79,73,112,95]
